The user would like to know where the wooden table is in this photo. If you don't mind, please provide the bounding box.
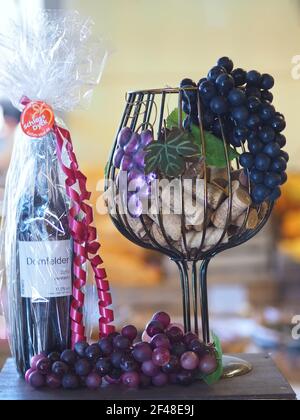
[0,354,296,400]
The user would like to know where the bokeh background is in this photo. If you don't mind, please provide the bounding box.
[0,0,300,396]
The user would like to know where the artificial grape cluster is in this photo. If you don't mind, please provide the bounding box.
[113,127,156,217]
[180,57,288,204]
[25,312,218,390]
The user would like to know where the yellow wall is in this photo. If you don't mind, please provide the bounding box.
[64,0,300,171]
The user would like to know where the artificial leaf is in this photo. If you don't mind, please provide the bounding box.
[166,108,187,130]
[166,128,199,157]
[203,332,224,386]
[160,146,185,177]
[144,142,163,174]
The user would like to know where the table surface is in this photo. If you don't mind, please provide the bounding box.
[0,354,296,401]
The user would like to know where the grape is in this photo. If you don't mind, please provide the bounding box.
[121,325,138,341]
[250,169,264,184]
[113,334,131,351]
[111,350,124,368]
[183,332,198,346]
[141,360,160,377]
[261,74,275,90]
[141,330,152,343]
[246,86,261,99]
[207,66,226,82]
[52,361,69,378]
[259,126,276,144]
[166,326,184,343]
[162,355,181,374]
[140,373,152,388]
[150,333,171,349]
[280,150,289,162]
[252,184,271,203]
[25,368,35,383]
[269,187,281,201]
[171,342,187,358]
[263,142,280,158]
[95,358,112,376]
[202,111,215,129]
[240,152,254,169]
[228,88,246,107]
[133,149,146,169]
[60,350,77,366]
[122,372,140,388]
[36,357,52,375]
[261,90,273,103]
[120,155,133,172]
[215,74,235,95]
[86,373,102,390]
[29,371,45,389]
[180,352,199,370]
[210,96,228,115]
[74,342,88,358]
[152,372,168,387]
[140,130,153,147]
[98,337,113,356]
[271,157,287,173]
[275,134,286,148]
[152,347,171,367]
[128,194,143,218]
[85,344,102,362]
[133,342,152,363]
[199,80,217,100]
[280,172,288,185]
[47,352,61,363]
[120,354,139,372]
[231,68,247,86]
[152,311,171,329]
[189,340,208,358]
[176,370,195,386]
[264,173,281,189]
[255,153,271,171]
[75,359,91,377]
[199,353,218,375]
[259,103,275,121]
[248,96,261,112]
[180,78,195,88]
[231,106,249,124]
[217,57,234,73]
[146,320,164,337]
[113,148,124,169]
[62,374,80,390]
[247,114,260,130]
[104,374,122,385]
[248,140,264,155]
[107,332,120,343]
[30,354,45,370]
[46,374,61,389]
[246,70,262,87]
[124,133,141,155]
[117,127,133,147]
[271,116,286,133]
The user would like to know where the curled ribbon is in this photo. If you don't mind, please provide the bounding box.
[21,97,115,346]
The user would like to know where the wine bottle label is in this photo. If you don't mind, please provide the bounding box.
[19,240,72,300]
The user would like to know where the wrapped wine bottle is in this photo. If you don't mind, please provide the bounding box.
[15,134,72,374]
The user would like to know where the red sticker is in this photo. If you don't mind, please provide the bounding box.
[21,101,55,138]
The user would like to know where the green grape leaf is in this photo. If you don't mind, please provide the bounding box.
[160,146,185,177]
[144,142,163,174]
[166,108,240,168]
[167,128,200,157]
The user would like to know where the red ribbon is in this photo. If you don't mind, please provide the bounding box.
[20,97,115,346]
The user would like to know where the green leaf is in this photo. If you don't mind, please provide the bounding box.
[203,332,224,386]
[160,146,185,177]
[166,108,187,130]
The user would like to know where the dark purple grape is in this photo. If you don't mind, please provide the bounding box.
[86,373,102,390]
[189,340,208,358]
[162,355,181,374]
[29,371,45,389]
[140,373,152,388]
[166,326,184,343]
[141,130,153,147]
[152,347,171,367]
[240,152,254,169]
[46,374,61,389]
[95,358,112,376]
[133,149,146,169]
[183,332,198,347]
[263,142,280,158]
[255,153,271,171]
[146,320,164,337]
[75,359,91,377]
[259,103,275,122]
[152,311,171,329]
[47,352,61,363]
[250,169,264,184]
[74,341,89,358]
[141,360,160,377]
[25,368,35,383]
[264,172,281,189]
[132,342,152,363]
[121,325,138,341]
[113,335,131,351]
[117,127,132,147]
[110,368,123,380]
[152,372,168,387]
[199,80,217,100]
[111,350,125,368]
[52,361,69,378]
[231,68,247,86]
[180,352,199,371]
[207,66,226,83]
[271,116,286,133]
[269,187,282,201]
[30,354,45,370]
[215,74,235,95]
[98,337,113,356]
[210,96,228,115]
[176,370,195,386]
[104,375,121,385]
[275,134,286,148]
[60,350,77,366]
[261,74,274,90]
[85,344,102,362]
[231,106,249,125]
[199,353,218,375]
[62,373,80,390]
[120,155,133,172]
[107,332,120,343]
[246,70,262,87]
[122,372,140,388]
[261,90,273,103]
[248,96,261,112]
[120,354,139,373]
[113,148,124,169]
[228,88,246,107]
[150,333,171,350]
[36,358,52,375]
[171,342,187,357]
[217,57,234,73]
[124,133,141,155]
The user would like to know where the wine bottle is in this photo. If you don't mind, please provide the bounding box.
[15,133,73,374]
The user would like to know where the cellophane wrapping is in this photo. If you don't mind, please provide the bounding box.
[0,10,108,374]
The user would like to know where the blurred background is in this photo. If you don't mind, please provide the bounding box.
[0,0,300,395]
